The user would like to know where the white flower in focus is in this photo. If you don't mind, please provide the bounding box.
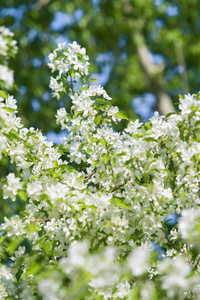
[56,107,68,128]
[49,77,63,94]
[5,95,17,110]
[3,173,23,201]
[79,47,86,55]
[107,106,119,122]
[92,193,112,210]
[19,128,29,140]
[124,119,143,134]
[69,41,81,53]
[57,59,69,75]
[166,249,176,257]
[57,42,66,50]
[170,229,179,240]
[27,181,43,198]
[0,34,8,56]
[48,50,57,63]
[0,65,14,89]
[179,94,195,115]
[2,216,26,236]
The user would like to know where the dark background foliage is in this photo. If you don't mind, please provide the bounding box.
[1,0,200,133]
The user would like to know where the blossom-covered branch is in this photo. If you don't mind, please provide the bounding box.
[1,32,200,299]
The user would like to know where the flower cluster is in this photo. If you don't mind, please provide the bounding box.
[48,41,89,99]
[0,26,17,89]
[1,35,200,299]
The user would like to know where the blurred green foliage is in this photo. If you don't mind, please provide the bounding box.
[1,0,200,132]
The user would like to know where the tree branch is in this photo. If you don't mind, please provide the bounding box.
[133,33,176,116]
[110,183,125,193]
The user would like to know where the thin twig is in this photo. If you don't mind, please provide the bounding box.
[161,228,185,254]
[193,256,200,270]
[105,143,114,176]
[38,216,56,223]
[149,200,154,212]
[38,214,64,223]
[70,75,74,94]
[85,171,95,180]
[79,160,83,172]
[110,183,125,193]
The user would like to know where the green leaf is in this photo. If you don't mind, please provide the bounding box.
[29,250,41,257]
[185,132,190,142]
[144,172,149,183]
[102,155,110,163]
[144,137,158,143]
[53,160,58,168]
[179,191,187,198]
[26,152,36,162]
[80,84,89,90]
[4,107,16,113]
[56,144,70,153]
[94,114,102,125]
[16,266,24,281]
[115,110,129,120]
[7,236,24,255]
[59,163,76,173]
[89,78,99,82]
[24,142,35,151]
[26,223,38,235]
[113,152,126,157]
[90,137,99,143]
[84,148,91,155]
[5,130,19,140]
[17,190,27,201]
[165,112,176,119]
[0,90,8,99]
[191,105,198,112]
[195,120,200,126]
[24,261,41,277]
[70,69,75,79]
[95,98,111,105]
[40,240,52,252]
[78,142,85,152]
[99,138,106,147]
[111,197,130,210]
[74,110,83,119]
